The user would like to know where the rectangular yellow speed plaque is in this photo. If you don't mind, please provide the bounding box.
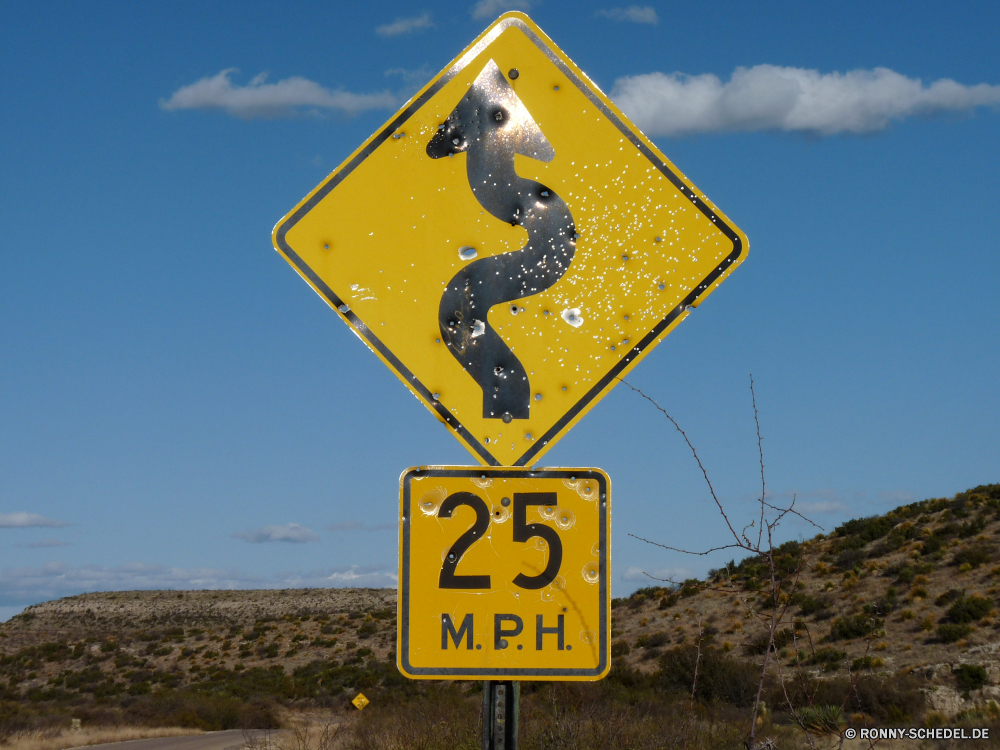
[398,466,609,680]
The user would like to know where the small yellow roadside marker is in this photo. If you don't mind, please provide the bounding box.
[352,693,370,710]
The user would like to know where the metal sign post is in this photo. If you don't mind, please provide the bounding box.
[271,12,748,750]
[483,681,519,750]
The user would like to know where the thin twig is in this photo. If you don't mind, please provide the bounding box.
[751,375,766,550]
[617,377,742,547]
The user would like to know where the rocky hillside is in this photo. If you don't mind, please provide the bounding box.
[609,483,1000,718]
[0,588,396,705]
[1,483,998,723]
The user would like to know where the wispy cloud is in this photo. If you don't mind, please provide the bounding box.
[160,69,397,119]
[761,489,850,516]
[385,66,433,85]
[0,561,398,607]
[232,523,320,544]
[325,565,398,586]
[326,521,396,533]
[470,0,533,21]
[612,65,1000,136]
[14,538,70,549]
[621,565,692,583]
[596,6,658,25]
[0,561,266,606]
[0,513,67,529]
[376,12,433,37]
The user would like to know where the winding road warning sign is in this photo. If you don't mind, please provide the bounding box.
[272,12,748,467]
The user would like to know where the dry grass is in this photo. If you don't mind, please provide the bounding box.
[4,726,202,750]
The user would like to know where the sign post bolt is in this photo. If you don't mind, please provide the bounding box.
[482,680,519,750]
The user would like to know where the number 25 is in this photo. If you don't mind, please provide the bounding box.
[438,492,563,590]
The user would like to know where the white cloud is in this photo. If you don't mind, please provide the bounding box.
[233,523,320,544]
[0,512,67,528]
[470,0,533,21]
[160,69,398,119]
[596,6,658,24]
[326,520,395,532]
[326,565,398,586]
[611,64,1000,136]
[376,12,433,37]
[15,538,70,549]
[385,66,433,85]
[621,565,691,583]
[0,561,398,607]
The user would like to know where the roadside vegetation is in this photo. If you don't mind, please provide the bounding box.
[1,484,1000,748]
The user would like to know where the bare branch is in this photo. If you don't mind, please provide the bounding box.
[617,377,742,546]
[628,533,746,557]
[751,375,766,550]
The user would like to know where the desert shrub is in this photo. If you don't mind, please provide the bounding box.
[952,544,994,569]
[808,647,845,668]
[922,536,944,556]
[348,689,478,750]
[658,645,758,706]
[658,593,680,610]
[957,516,987,539]
[744,628,795,655]
[792,593,830,617]
[937,623,972,643]
[829,614,881,641]
[935,588,964,607]
[851,656,884,671]
[835,549,865,571]
[775,674,924,723]
[954,664,989,692]
[946,595,993,624]
[635,631,670,649]
[836,516,893,543]
[356,621,378,638]
[611,641,630,658]
[123,691,280,729]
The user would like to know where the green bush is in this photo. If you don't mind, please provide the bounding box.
[952,544,994,569]
[775,674,925,723]
[954,664,988,691]
[792,593,831,617]
[946,595,993,624]
[610,641,630,658]
[829,614,881,641]
[635,631,670,649]
[935,589,964,606]
[658,646,759,706]
[743,628,794,655]
[807,647,845,668]
[937,623,972,643]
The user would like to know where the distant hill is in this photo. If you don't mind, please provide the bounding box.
[610,483,1000,717]
[2,483,999,726]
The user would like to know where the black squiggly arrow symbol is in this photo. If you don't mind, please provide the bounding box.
[427,60,576,422]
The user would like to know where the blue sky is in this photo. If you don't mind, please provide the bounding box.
[2,1,998,620]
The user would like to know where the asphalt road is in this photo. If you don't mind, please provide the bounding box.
[71,730,279,750]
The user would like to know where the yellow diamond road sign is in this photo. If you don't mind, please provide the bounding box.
[272,12,748,467]
[351,692,370,710]
[397,466,610,680]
